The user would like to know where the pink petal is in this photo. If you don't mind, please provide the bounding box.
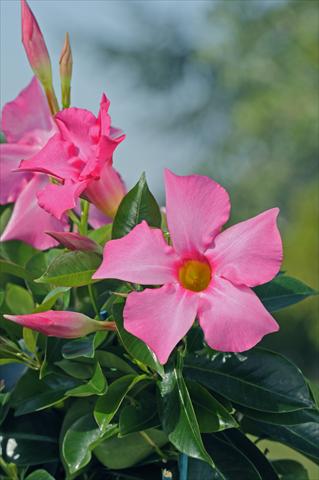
[19,133,79,180]
[0,143,36,204]
[37,180,88,220]
[55,107,96,158]
[164,169,230,256]
[1,77,53,144]
[0,175,69,250]
[3,310,110,338]
[198,276,279,352]
[88,205,111,228]
[46,231,101,253]
[124,284,199,364]
[207,209,283,287]
[84,164,126,218]
[93,221,179,284]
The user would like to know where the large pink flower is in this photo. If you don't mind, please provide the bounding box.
[0,77,68,249]
[93,170,283,364]
[19,94,126,220]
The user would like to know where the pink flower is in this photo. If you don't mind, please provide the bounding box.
[21,0,58,114]
[4,310,116,338]
[93,170,283,364]
[0,77,68,250]
[19,94,126,220]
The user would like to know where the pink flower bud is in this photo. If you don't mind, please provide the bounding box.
[59,32,73,109]
[46,231,102,253]
[21,0,59,114]
[4,311,116,338]
[85,164,126,219]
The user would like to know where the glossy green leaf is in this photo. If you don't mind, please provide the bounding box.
[66,362,107,397]
[35,250,102,287]
[96,350,136,374]
[187,433,262,480]
[187,380,238,433]
[184,349,314,413]
[112,172,161,239]
[88,223,112,245]
[239,405,319,425]
[113,300,164,376]
[94,374,147,429]
[119,395,159,436]
[272,460,309,480]
[62,413,117,474]
[23,328,38,353]
[62,334,95,359]
[254,275,317,312]
[55,359,95,379]
[243,418,319,464]
[159,365,213,467]
[5,283,34,315]
[25,470,55,480]
[94,428,167,469]
[0,259,33,281]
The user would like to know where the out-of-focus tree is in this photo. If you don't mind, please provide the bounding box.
[91,0,318,377]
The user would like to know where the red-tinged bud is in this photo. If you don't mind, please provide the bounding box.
[46,231,102,253]
[21,0,59,114]
[85,164,126,219]
[4,311,116,338]
[59,32,73,109]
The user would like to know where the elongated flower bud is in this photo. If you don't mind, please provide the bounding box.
[21,0,59,114]
[59,32,73,109]
[4,311,116,338]
[46,231,102,253]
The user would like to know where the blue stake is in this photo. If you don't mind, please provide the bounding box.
[179,454,189,480]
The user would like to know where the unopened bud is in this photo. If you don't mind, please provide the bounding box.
[4,310,116,338]
[59,32,73,108]
[21,0,59,114]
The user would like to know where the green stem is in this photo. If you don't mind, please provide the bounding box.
[139,431,167,461]
[68,210,80,229]
[79,199,90,235]
[88,284,99,318]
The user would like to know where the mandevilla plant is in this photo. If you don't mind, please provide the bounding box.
[0,2,318,480]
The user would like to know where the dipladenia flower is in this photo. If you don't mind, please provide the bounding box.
[0,77,68,250]
[19,94,126,220]
[4,311,116,338]
[93,170,283,364]
[21,0,59,114]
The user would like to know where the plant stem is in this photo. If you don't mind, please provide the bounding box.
[68,209,80,229]
[88,284,99,318]
[139,431,167,462]
[79,199,90,235]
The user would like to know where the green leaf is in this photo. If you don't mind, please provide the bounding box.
[272,460,309,480]
[254,275,317,312]
[88,223,112,245]
[25,470,55,480]
[35,250,102,287]
[62,334,96,359]
[5,283,34,314]
[62,413,117,474]
[112,172,161,239]
[95,350,136,374]
[119,395,159,436]
[94,428,167,469]
[55,359,95,379]
[239,405,319,425]
[34,286,70,313]
[184,349,314,413]
[0,259,33,281]
[243,418,319,464]
[66,362,107,397]
[94,374,147,429]
[23,328,38,354]
[0,411,59,466]
[113,300,164,376]
[187,433,262,480]
[186,381,238,433]
[159,365,213,467]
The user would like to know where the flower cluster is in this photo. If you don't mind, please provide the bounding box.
[1,0,283,365]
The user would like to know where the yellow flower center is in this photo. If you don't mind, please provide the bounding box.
[178,259,211,292]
